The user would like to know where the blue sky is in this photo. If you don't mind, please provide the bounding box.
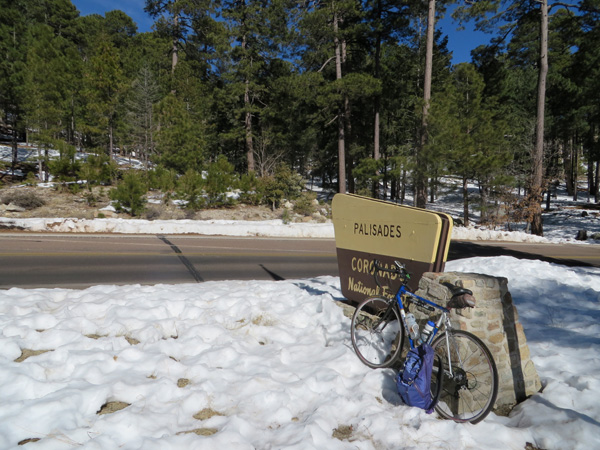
[71,0,491,64]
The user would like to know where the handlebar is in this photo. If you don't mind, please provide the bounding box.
[371,259,410,283]
[372,259,435,312]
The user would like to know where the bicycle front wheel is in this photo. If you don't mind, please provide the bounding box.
[350,297,404,369]
[431,330,498,424]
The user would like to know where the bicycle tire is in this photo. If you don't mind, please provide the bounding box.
[431,330,498,424]
[350,297,404,369]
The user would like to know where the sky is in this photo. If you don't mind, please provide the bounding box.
[71,0,491,64]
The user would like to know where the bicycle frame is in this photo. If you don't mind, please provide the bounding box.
[371,260,462,380]
[392,284,449,348]
[390,284,463,382]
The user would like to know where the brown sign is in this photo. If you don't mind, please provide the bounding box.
[332,194,453,304]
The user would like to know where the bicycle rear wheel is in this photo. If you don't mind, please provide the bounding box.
[431,330,498,424]
[350,297,404,369]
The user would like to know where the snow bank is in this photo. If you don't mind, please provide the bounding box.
[2,216,595,245]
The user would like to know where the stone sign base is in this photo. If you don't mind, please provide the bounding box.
[415,272,542,414]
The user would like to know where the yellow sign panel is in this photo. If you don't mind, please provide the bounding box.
[332,194,453,303]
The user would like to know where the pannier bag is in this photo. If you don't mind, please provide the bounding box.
[396,344,435,413]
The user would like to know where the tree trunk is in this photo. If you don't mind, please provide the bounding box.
[586,132,595,202]
[573,142,578,201]
[244,77,255,173]
[416,0,436,209]
[44,147,49,182]
[172,14,179,74]
[38,146,43,181]
[595,160,599,203]
[563,138,574,196]
[11,128,18,176]
[530,0,548,236]
[372,0,382,199]
[342,39,354,194]
[109,122,114,161]
[334,8,346,194]
[240,24,255,173]
[480,182,489,223]
[400,169,407,204]
[462,176,470,226]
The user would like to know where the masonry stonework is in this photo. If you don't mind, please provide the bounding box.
[415,271,542,414]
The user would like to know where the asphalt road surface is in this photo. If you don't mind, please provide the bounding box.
[0,233,598,289]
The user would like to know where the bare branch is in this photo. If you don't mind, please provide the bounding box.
[549,2,579,12]
[325,114,339,127]
[318,56,335,73]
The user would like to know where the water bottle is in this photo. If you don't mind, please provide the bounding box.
[405,313,421,344]
[420,320,435,344]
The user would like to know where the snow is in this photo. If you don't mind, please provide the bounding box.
[1,257,599,449]
[2,145,600,448]
[0,144,146,173]
[0,209,599,243]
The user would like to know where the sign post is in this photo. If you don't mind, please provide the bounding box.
[332,194,453,304]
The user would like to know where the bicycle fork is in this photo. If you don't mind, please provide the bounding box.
[441,314,466,388]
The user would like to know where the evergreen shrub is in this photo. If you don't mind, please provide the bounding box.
[263,163,304,209]
[110,172,147,216]
[78,154,117,190]
[48,141,80,183]
[205,155,236,208]
[176,169,204,210]
[148,166,177,194]
[238,172,263,205]
[293,191,317,216]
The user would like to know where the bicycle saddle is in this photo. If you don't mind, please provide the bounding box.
[443,283,476,309]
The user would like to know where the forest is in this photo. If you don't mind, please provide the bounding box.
[1,0,599,235]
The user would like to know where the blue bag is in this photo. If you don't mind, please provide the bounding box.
[396,344,435,413]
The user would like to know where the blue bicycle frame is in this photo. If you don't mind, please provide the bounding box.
[393,284,450,348]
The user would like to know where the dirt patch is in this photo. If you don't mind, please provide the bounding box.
[18,438,41,445]
[177,378,191,388]
[14,349,53,362]
[124,336,140,345]
[85,334,107,340]
[97,401,130,415]
[251,314,276,326]
[176,428,218,436]
[332,424,354,441]
[1,185,104,219]
[193,408,224,421]
[525,443,546,450]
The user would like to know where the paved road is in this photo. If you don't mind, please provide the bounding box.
[0,233,598,289]
[447,240,600,268]
[0,234,339,288]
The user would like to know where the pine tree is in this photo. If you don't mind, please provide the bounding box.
[23,23,66,181]
[126,65,161,168]
[427,63,510,225]
[83,34,127,158]
[0,0,28,174]
[154,94,206,173]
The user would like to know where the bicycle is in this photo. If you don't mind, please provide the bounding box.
[350,259,498,424]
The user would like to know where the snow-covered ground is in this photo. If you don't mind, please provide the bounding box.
[1,256,599,449]
[0,143,145,174]
[2,144,600,449]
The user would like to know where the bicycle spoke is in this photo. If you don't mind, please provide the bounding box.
[351,297,403,369]
[431,330,498,423]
